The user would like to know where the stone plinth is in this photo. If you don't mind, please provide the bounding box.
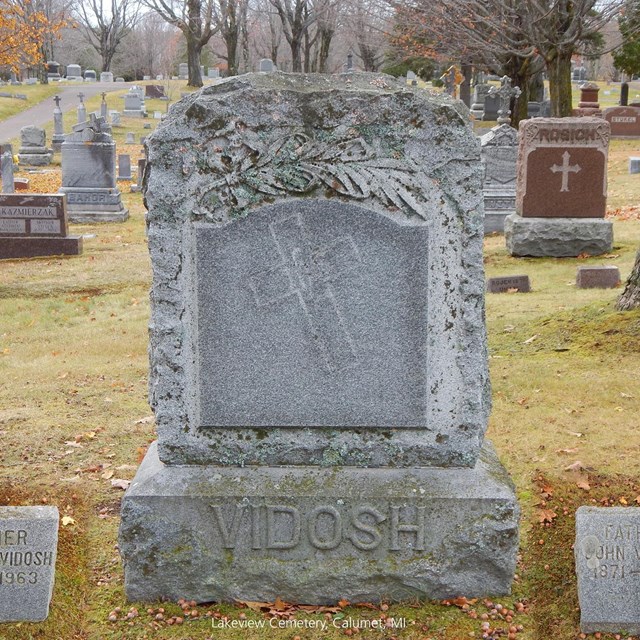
[121,442,518,603]
[504,214,612,257]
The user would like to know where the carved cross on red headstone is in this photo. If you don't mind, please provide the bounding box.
[550,151,581,192]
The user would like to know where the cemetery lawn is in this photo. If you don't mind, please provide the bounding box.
[0,85,61,120]
[0,141,639,638]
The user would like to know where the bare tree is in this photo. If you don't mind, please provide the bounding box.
[311,0,340,72]
[213,0,249,75]
[345,0,390,71]
[74,0,140,72]
[141,0,216,86]
[392,0,628,117]
[269,0,315,71]
[617,249,640,311]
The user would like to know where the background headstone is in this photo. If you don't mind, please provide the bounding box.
[629,157,640,174]
[100,71,114,82]
[119,72,518,605]
[603,106,640,138]
[575,507,640,634]
[259,58,275,72]
[505,117,613,257]
[66,64,82,80]
[480,123,518,233]
[77,92,86,123]
[117,154,132,180]
[59,115,128,223]
[125,131,135,144]
[83,69,97,82]
[0,193,82,258]
[482,93,500,121]
[145,84,166,99]
[0,506,59,623]
[470,83,490,119]
[178,63,188,79]
[130,158,145,192]
[486,275,530,293]
[17,126,52,166]
[110,110,121,126]
[1,149,15,193]
[621,82,629,106]
[123,89,145,117]
[52,95,65,151]
[576,266,620,288]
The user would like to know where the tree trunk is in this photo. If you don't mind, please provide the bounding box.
[291,38,303,72]
[187,36,203,87]
[317,27,332,73]
[616,248,640,310]
[546,48,573,117]
[226,32,239,76]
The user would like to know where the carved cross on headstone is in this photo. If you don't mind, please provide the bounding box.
[248,213,361,373]
[101,92,107,101]
[77,92,85,104]
[550,151,581,192]
[53,95,61,109]
[488,76,521,124]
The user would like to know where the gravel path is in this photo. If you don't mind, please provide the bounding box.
[0,81,128,144]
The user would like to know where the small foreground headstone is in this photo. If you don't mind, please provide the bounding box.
[575,507,640,634]
[629,157,640,174]
[0,506,59,622]
[486,275,530,293]
[576,266,620,289]
[14,178,29,191]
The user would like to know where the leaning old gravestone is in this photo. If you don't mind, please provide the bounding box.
[480,124,518,234]
[0,506,59,622]
[59,115,128,223]
[575,507,640,634]
[505,118,613,257]
[119,72,519,604]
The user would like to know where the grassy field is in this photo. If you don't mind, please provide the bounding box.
[0,101,640,639]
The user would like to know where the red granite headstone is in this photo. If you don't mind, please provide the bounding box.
[603,106,640,137]
[0,194,82,258]
[516,118,609,218]
[576,266,620,289]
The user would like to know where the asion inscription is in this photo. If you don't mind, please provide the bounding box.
[576,507,640,634]
[517,118,608,218]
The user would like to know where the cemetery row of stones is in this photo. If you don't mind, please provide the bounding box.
[0,72,636,636]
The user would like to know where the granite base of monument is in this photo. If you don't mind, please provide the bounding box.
[58,187,129,223]
[504,214,613,257]
[120,441,519,604]
[485,211,511,234]
[0,236,82,259]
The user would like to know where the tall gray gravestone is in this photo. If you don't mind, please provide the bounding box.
[480,124,518,233]
[59,115,128,222]
[118,72,519,604]
[1,149,14,193]
[17,126,52,166]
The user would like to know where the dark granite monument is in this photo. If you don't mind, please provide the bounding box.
[0,194,82,259]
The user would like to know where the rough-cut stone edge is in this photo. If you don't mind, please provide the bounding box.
[142,72,490,468]
[504,214,613,257]
[119,440,519,604]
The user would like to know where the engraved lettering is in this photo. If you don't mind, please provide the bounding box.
[308,506,342,550]
[389,506,426,551]
[0,530,27,545]
[266,506,300,549]
[349,506,385,550]
[210,504,246,549]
